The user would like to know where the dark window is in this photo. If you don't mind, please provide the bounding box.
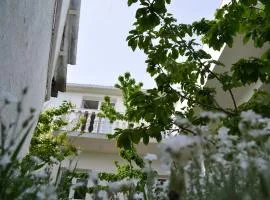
[157,178,167,186]
[73,179,87,199]
[82,100,99,109]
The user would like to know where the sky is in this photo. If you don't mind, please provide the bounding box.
[67,0,221,89]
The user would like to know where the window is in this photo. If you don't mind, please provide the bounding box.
[157,178,167,186]
[82,100,99,110]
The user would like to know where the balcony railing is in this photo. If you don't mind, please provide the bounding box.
[62,109,128,134]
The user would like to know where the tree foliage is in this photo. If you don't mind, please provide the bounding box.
[24,101,78,165]
[58,1,270,199]
[98,0,270,149]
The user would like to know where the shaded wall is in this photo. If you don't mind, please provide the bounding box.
[0,0,55,155]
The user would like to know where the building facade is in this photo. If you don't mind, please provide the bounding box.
[46,83,166,199]
[0,0,81,156]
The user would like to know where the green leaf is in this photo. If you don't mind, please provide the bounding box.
[171,48,178,59]
[136,8,147,18]
[128,0,138,6]
[117,132,131,148]
[128,38,138,51]
[142,134,149,145]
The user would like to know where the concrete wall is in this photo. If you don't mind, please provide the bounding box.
[61,151,166,175]
[205,36,269,109]
[46,0,71,98]
[45,90,125,112]
[0,0,55,155]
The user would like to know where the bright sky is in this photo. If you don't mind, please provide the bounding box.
[67,0,221,89]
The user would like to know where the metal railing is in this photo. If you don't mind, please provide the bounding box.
[62,109,128,134]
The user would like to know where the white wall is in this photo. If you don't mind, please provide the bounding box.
[205,36,269,109]
[0,0,55,156]
[45,91,125,112]
[62,151,167,175]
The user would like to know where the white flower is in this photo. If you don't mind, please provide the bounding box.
[0,153,11,168]
[200,111,227,119]
[237,141,256,151]
[236,152,249,170]
[241,110,261,122]
[144,153,157,162]
[211,153,227,166]
[30,156,43,164]
[133,192,144,199]
[254,157,268,172]
[97,190,108,199]
[159,135,202,167]
[248,129,270,137]
[36,184,57,200]
[174,115,189,126]
[161,135,201,153]
[218,127,230,140]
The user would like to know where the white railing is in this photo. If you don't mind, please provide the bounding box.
[62,109,128,134]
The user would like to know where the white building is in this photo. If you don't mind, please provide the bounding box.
[0,0,81,155]
[47,83,167,199]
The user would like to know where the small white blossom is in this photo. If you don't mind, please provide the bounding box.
[241,110,261,122]
[248,129,270,137]
[218,127,230,140]
[160,135,201,153]
[30,156,43,164]
[36,184,57,200]
[254,157,268,172]
[144,153,157,162]
[174,115,189,125]
[211,153,227,166]
[0,153,11,168]
[97,190,108,199]
[159,135,202,167]
[133,192,144,200]
[236,152,249,170]
[200,111,227,119]
[237,141,256,151]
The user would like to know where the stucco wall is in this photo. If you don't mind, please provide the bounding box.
[45,90,125,112]
[61,151,167,175]
[46,0,71,98]
[206,36,269,109]
[0,0,55,155]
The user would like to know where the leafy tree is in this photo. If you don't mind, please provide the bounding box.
[98,0,270,148]
[97,0,270,199]
[23,101,79,166]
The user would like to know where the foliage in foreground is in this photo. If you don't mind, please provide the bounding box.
[0,95,78,200]
[81,0,270,199]
[67,0,270,197]
[0,0,270,199]
[24,101,78,164]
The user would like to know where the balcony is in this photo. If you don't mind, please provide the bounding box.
[63,109,128,134]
